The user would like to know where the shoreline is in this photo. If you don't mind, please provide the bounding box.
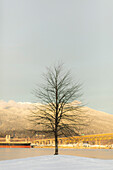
[0,148,113,161]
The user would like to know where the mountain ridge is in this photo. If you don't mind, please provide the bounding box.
[0,100,113,137]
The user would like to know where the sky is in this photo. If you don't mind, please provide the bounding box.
[0,0,113,114]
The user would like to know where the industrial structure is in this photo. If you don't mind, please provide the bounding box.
[0,133,113,148]
[34,133,113,148]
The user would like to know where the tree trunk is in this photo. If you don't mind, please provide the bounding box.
[54,131,58,155]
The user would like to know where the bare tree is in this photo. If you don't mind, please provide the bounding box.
[31,63,88,155]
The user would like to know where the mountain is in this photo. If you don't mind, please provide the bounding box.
[0,100,113,137]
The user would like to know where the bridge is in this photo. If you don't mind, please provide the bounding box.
[34,133,113,146]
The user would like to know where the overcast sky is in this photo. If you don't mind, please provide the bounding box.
[0,0,113,114]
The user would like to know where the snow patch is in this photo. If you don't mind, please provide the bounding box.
[0,155,113,170]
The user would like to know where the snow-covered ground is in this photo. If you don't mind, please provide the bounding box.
[0,155,113,170]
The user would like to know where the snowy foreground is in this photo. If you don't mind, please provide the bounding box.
[0,155,113,170]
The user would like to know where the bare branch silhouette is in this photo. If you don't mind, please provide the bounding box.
[30,63,88,155]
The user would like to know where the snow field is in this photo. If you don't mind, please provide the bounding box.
[0,155,113,170]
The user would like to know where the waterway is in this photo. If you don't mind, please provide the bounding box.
[0,148,113,161]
